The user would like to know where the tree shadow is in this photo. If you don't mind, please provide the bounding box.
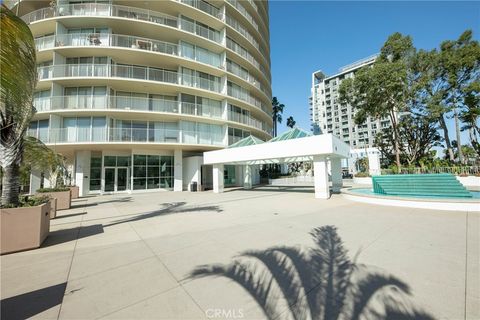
[41,224,104,247]
[190,226,435,320]
[104,202,222,227]
[0,282,67,320]
[69,196,133,209]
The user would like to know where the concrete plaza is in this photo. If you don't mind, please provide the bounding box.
[1,186,479,319]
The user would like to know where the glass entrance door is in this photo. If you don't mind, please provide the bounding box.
[117,167,128,191]
[104,167,129,192]
[104,168,115,192]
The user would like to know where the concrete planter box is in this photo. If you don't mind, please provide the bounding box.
[353,177,372,185]
[69,186,79,199]
[37,190,71,210]
[49,198,57,219]
[1,202,51,255]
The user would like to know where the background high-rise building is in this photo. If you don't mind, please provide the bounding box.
[310,54,392,149]
[14,0,272,195]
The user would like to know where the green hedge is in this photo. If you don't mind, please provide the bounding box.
[37,187,70,193]
[354,172,370,178]
[1,195,50,208]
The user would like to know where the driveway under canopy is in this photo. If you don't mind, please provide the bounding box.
[203,129,350,199]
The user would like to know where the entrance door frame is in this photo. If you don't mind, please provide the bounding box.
[103,166,130,193]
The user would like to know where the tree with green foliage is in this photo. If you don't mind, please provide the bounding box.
[437,30,480,163]
[460,82,480,156]
[271,97,284,137]
[340,33,415,171]
[286,116,296,128]
[0,5,37,207]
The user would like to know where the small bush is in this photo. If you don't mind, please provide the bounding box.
[1,195,50,208]
[37,187,70,193]
[354,172,370,178]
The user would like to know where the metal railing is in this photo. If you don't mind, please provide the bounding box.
[22,4,226,44]
[225,14,259,50]
[381,166,480,175]
[226,37,270,82]
[180,16,222,43]
[51,33,178,56]
[29,127,225,146]
[225,0,258,32]
[180,101,223,118]
[227,110,263,131]
[178,0,223,20]
[37,64,223,94]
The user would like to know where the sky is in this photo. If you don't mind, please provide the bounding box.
[269,1,480,141]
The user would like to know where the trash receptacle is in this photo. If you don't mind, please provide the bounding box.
[191,182,197,192]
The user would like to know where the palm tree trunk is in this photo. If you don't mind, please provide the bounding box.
[439,115,455,162]
[1,163,20,207]
[453,107,464,164]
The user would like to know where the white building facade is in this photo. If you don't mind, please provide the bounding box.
[16,0,272,196]
[309,54,392,149]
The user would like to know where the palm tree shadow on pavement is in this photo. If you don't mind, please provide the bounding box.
[104,202,222,227]
[189,226,435,320]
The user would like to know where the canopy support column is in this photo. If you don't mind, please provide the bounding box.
[213,164,224,193]
[174,149,183,191]
[331,158,343,192]
[314,155,329,199]
[244,165,252,189]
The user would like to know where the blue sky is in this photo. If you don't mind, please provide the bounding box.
[269,1,480,141]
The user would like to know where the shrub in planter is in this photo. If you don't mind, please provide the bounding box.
[1,196,51,254]
[354,172,370,178]
[37,187,71,210]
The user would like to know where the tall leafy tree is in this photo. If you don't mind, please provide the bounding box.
[1,5,37,206]
[286,116,296,128]
[271,97,284,137]
[340,33,415,171]
[459,82,480,156]
[437,30,480,163]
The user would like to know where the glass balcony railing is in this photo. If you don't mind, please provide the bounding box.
[225,0,259,32]
[30,127,225,146]
[22,4,223,44]
[37,64,222,94]
[225,14,259,50]
[177,0,223,20]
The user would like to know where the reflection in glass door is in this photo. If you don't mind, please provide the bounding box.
[117,168,128,191]
[104,168,115,192]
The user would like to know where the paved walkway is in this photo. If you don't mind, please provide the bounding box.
[1,186,479,319]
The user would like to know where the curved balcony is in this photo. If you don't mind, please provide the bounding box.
[30,127,225,146]
[33,95,270,135]
[37,64,221,93]
[22,3,222,44]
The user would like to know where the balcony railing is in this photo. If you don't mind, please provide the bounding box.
[226,37,270,82]
[178,0,223,20]
[29,127,225,146]
[225,0,258,32]
[37,64,222,93]
[52,33,178,55]
[22,4,223,44]
[180,101,223,118]
[227,110,263,131]
[225,14,259,50]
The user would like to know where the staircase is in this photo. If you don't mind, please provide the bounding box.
[372,174,472,198]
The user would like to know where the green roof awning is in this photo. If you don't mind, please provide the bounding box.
[268,128,311,142]
[228,135,265,148]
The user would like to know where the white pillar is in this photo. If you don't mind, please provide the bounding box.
[75,150,91,197]
[174,149,183,191]
[244,165,252,189]
[330,158,343,192]
[213,164,224,193]
[313,155,329,199]
[29,168,42,194]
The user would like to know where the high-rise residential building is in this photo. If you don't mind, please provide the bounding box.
[309,54,392,149]
[15,0,272,195]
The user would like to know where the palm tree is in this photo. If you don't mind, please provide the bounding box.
[286,116,296,128]
[272,97,285,137]
[191,226,433,320]
[1,5,38,207]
